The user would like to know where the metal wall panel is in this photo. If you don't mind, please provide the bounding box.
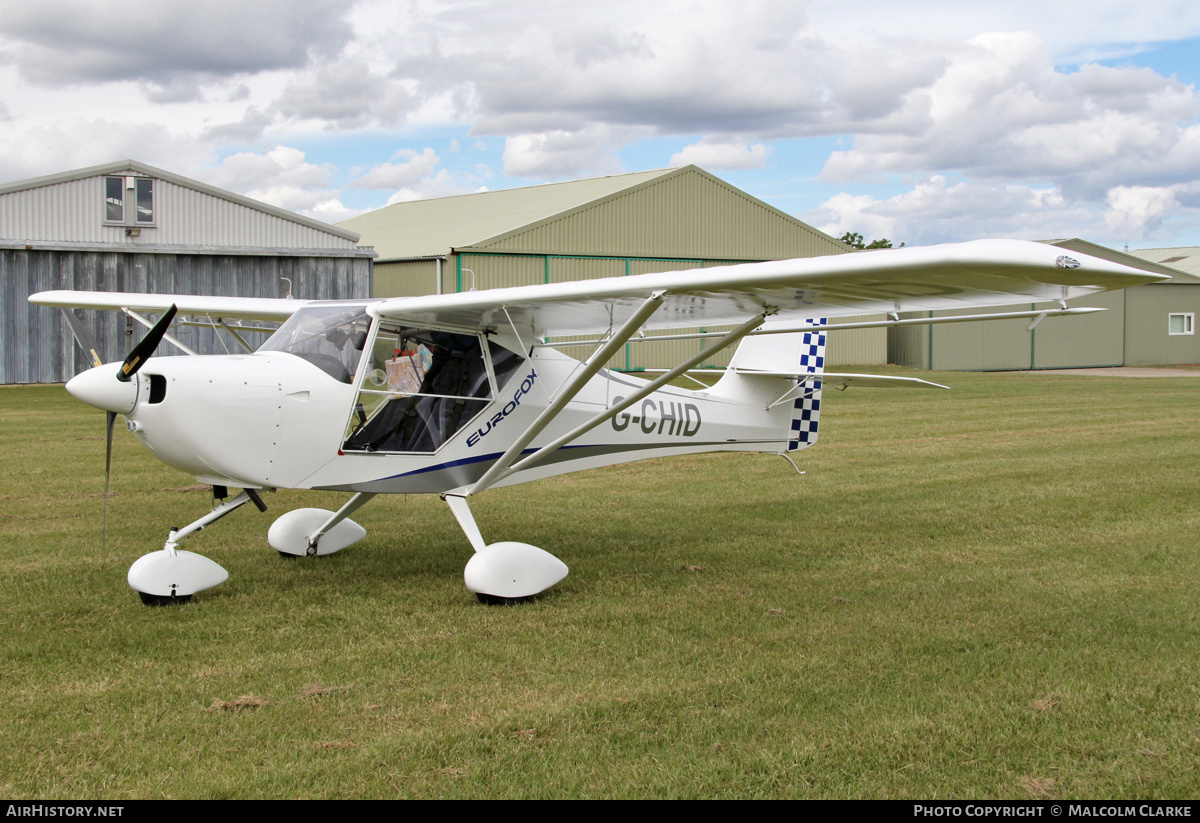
[1124,284,1200,365]
[548,256,625,284]
[629,259,705,275]
[374,260,440,297]
[5,249,371,383]
[825,315,887,366]
[1031,292,1125,368]
[459,254,544,292]
[888,314,931,369]
[929,306,1034,371]
[0,175,360,250]
[890,287,1198,371]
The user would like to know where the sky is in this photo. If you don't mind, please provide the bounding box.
[2,0,1200,250]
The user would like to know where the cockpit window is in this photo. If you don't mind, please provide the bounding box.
[343,323,523,453]
[258,306,371,384]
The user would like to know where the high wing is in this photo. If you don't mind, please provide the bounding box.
[30,239,1167,338]
[373,239,1167,337]
[28,291,319,322]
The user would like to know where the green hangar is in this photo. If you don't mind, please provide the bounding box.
[887,239,1200,370]
[339,165,885,371]
[342,167,1197,373]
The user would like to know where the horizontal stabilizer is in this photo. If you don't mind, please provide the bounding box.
[731,370,949,390]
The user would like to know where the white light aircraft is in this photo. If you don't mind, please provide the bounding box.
[30,239,1165,605]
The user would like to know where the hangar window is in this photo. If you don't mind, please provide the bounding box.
[1169,313,1194,335]
[104,176,156,227]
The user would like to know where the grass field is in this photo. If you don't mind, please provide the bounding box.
[1,369,1197,799]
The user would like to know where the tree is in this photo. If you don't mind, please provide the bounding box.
[838,231,904,250]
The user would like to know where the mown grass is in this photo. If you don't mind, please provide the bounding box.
[1,369,1197,798]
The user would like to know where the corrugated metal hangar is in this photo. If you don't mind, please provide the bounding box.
[7,159,1195,383]
[339,165,885,371]
[889,238,1200,370]
[1133,246,1200,278]
[3,160,375,384]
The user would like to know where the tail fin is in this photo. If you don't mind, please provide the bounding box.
[785,319,826,452]
[719,318,828,452]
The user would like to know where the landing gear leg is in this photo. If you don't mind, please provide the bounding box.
[128,488,268,605]
[443,492,568,604]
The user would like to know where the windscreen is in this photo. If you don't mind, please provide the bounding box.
[258,306,372,384]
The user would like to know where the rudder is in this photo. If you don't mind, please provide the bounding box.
[722,318,827,452]
[786,319,826,452]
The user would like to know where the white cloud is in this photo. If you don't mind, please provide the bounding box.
[1105,185,1182,236]
[207,146,333,193]
[0,117,212,184]
[345,148,489,203]
[274,56,415,129]
[670,139,773,170]
[198,146,352,219]
[1,1,1200,243]
[304,198,370,224]
[449,0,945,141]
[819,32,1200,199]
[807,0,1200,64]
[804,176,1098,246]
[349,148,440,190]
[502,128,628,180]
[0,0,356,98]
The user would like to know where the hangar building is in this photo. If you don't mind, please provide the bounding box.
[339,165,882,371]
[3,160,375,384]
[888,238,1200,370]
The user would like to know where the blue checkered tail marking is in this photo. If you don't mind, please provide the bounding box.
[788,318,827,452]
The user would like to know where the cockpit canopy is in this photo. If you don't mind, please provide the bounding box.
[342,322,523,453]
[260,307,525,454]
[258,305,372,384]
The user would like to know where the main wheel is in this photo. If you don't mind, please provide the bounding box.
[137,591,193,606]
[475,592,537,606]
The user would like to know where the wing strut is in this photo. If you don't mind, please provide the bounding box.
[466,291,667,495]
[126,308,199,357]
[217,319,256,353]
[471,311,767,494]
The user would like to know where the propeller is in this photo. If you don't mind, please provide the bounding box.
[60,305,179,549]
[59,308,104,369]
[118,304,177,382]
[104,410,116,550]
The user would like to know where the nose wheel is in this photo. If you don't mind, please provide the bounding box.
[127,488,266,605]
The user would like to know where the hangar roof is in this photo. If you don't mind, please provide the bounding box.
[1048,239,1200,284]
[338,168,677,260]
[1129,246,1200,281]
[339,166,847,262]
